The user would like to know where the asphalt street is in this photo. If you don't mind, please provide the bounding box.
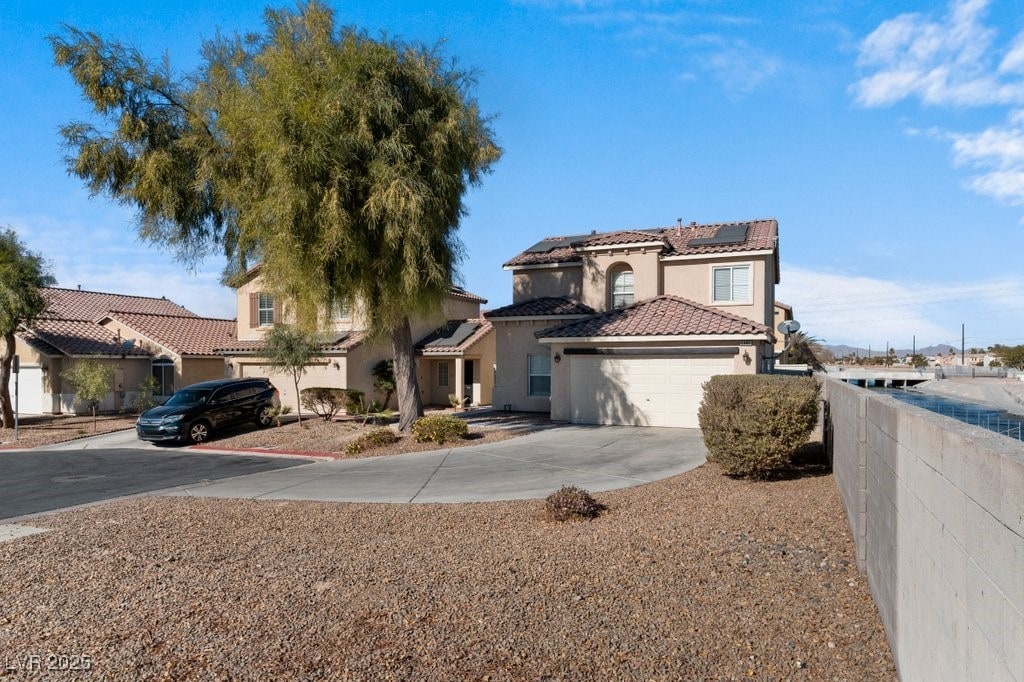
[1,448,309,521]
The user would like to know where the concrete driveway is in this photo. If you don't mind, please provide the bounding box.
[161,425,707,503]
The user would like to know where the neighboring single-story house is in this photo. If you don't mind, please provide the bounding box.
[10,287,234,414]
[488,219,779,428]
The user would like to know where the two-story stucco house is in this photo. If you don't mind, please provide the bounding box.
[217,266,495,411]
[486,219,779,428]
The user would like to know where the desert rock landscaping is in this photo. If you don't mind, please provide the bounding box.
[0,413,137,449]
[0,462,896,680]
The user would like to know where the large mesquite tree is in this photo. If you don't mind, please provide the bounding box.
[51,2,500,431]
[0,230,55,427]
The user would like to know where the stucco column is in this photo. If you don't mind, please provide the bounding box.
[455,357,465,406]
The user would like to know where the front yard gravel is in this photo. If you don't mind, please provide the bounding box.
[0,463,895,680]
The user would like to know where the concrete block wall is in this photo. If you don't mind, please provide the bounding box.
[823,377,1024,681]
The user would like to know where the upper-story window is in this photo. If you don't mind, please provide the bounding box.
[712,265,751,304]
[257,293,275,326]
[330,299,351,321]
[609,267,634,309]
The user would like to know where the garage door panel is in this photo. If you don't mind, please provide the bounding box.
[570,355,733,428]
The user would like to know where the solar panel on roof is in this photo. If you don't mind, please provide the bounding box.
[687,223,749,247]
[424,322,480,348]
[523,233,594,253]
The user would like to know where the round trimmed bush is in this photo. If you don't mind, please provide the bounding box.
[697,374,820,478]
[410,414,468,444]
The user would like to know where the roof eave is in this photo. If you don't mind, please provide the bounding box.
[537,333,772,344]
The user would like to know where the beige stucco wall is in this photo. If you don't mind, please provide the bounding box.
[661,256,771,325]
[512,267,583,303]
[54,356,150,414]
[580,250,661,312]
[235,357,344,412]
[236,275,482,341]
[181,357,229,386]
[491,319,560,413]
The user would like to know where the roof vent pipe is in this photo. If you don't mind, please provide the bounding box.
[77,284,81,291]
[676,217,682,237]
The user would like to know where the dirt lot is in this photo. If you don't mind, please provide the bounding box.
[0,413,137,449]
[0,459,895,680]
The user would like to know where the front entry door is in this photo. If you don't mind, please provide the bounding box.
[464,360,474,405]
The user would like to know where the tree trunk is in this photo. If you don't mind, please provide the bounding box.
[391,316,424,432]
[0,332,14,428]
[92,404,97,432]
[293,372,303,425]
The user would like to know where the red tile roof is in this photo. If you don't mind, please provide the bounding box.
[24,318,153,357]
[229,264,487,304]
[41,287,196,321]
[573,231,669,248]
[448,287,488,304]
[485,297,596,318]
[106,311,236,356]
[416,319,493,354]
[504,219,778,267]
[535,296,773,339]
[215,331,365,355]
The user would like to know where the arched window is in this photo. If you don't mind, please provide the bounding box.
[151,358,175,396]
[609,266,634,309]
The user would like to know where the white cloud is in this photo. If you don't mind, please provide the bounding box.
[777,265,1024,348]
[519,0,778,95]
[852,0,1024,107]
[946,109,1024,204]
[0,207,235,319]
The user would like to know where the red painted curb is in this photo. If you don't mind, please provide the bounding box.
[185,445,339,460]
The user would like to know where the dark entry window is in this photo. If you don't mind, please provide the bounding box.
[152,359,174,396]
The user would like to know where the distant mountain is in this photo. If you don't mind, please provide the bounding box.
[821,343,959,358]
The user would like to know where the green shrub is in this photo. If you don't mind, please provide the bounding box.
[344,427,400,455]
[300,387,347,422]
[134,375,160,413]
[544,485,605,522]
[410,414,469,444]
[697,374,820,479]
[342,389,365,415]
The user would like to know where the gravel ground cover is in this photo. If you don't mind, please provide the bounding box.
[0,460,895,680]
[207,415,538,458]
[0,414,137,449]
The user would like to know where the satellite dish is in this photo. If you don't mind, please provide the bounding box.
[777,319,801,335]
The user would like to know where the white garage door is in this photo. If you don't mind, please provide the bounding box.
[569,355,734,428]
[13,366,46,415]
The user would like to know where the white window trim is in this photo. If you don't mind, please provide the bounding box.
[438,362,449,387]
[330,300,352,321]
[609,268,635,309]
[257,293,275,327]
[710,262,754,306]
[527,353,552,397]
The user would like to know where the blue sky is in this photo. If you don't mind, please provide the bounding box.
[3,0,1024,351]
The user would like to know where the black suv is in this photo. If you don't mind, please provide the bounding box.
[136,378,280,445]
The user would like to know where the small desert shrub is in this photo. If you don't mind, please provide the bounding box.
[411,414,468,444]
[342,389,365,415]
[544,485,605,522]
[344,427,399,455]
[269,405,292,426]
[300,387,347,422]
[698,374,820,479]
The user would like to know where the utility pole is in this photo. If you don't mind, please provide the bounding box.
[912,335,916,357]
[961,323,965,366]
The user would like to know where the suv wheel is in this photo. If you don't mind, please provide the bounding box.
[187,420,211,444]
[256,405,274,428]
